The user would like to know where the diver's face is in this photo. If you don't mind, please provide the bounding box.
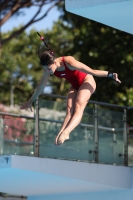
[43,63,56,74]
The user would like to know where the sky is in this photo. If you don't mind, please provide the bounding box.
[2,3,61,33]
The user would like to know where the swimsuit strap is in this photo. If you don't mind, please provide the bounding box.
[62,56,67,68]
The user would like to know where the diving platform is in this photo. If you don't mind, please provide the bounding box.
[65,0,133,34]
[0,155,133,200]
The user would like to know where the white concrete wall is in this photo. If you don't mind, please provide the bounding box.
[28,190,133,200]
[28,168,133,200]
[0,156,133,198]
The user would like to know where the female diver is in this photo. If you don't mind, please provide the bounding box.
[20,33,121,145]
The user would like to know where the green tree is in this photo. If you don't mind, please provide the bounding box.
[0,0,62,45]
[0,29,42,104]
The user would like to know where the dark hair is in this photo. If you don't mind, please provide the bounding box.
[38,51,55,66]
[37,32,55,66]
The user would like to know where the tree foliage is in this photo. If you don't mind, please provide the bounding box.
[0,29,41,104]
[0,0,62,45]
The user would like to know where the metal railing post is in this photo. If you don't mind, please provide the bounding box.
[34,97,39,157]
[123,109,128,166]
[94,104,99,163]
[119,109,128,166]
[0,115,4,155]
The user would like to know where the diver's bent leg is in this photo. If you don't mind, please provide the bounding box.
[57,80,96,145]
[54,86,77,144]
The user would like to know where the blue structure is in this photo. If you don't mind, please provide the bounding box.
[0,155,133,200]
[65,0,133,34]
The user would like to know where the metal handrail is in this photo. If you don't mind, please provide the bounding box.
[39,117,123,132]
[0,112,126,133]
[40,93,129,109]
[0,111,34,119]
[0,111,127,132]
[4,139,33,145]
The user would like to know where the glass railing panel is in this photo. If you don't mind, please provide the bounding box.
[0,116,4,155]
[98,108,124,165]
[1,117,34,156]
[128,127,133,166]
[39,99,95,162]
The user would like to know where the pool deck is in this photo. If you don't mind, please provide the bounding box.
[0,155,133,199]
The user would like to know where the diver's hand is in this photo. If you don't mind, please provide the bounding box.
[20,100,33,111]
[113,73,121,83]
[107,72,121,83]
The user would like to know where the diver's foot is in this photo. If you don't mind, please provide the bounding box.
[56,130,70,145]
[54,132,62,145]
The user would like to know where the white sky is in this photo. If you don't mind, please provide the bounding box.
[2,4,61,33]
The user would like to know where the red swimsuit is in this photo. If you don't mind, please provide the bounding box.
[54,57,87,90]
